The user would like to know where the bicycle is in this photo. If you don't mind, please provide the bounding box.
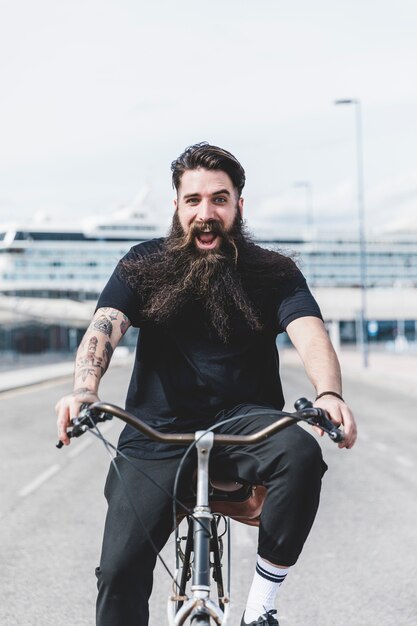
[57,398,343,625]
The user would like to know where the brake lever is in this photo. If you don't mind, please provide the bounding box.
[294,397,345,443]
[56,403,112,449]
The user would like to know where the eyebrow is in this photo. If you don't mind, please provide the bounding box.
[182,189,231,200]
[212,189,231,196]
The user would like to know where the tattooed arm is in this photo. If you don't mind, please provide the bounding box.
[55,307,131,445]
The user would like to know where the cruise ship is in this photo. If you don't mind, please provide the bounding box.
[1,190,417,352]
[0,189,164,302]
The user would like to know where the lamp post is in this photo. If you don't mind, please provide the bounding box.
[335,98,369,368]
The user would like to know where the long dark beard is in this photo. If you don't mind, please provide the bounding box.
[119,213,298,342]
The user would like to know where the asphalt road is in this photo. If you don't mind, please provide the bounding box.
[1,362,416,626]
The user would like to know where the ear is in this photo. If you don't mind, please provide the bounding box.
[238,196,244,218]
[173,197,178,211]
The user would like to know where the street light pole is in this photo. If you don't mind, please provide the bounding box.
[335,98,369,368]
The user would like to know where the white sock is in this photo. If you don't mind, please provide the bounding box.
[243,556,289,623]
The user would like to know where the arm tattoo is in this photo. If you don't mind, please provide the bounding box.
[87,336,98,360]
[78,367,99,382]
[101,341,114,374]
[93,315,113,337]
[72,387,95,396]
[120,315,129,335]
[76,335,105,382]
[93,309,130,337]
[101,308,120,321]
[77,309,124,384]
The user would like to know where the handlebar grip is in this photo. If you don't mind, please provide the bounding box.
[55,404,111,449]
[294,397,345,443]
[294,397,313,411]
[56,430,74,448]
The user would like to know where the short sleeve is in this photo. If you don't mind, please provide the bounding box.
[95,239,163,327]
[277,272,323,331]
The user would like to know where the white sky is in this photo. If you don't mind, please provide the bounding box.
[0,0,416,233]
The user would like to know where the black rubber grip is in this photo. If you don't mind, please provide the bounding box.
[294,397,313,411]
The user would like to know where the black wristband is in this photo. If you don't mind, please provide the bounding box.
[315,391,344,402]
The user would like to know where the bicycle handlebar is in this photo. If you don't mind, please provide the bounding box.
[56,397,345,449]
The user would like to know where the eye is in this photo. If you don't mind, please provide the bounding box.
[186,197,199,204]
[214,197,227,203]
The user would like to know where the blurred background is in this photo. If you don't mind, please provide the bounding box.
[1,0,416,360]
[0,0,417,364]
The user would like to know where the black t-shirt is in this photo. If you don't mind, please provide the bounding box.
[96,238,322,459]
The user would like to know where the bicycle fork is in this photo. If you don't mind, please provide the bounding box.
[167,431,230,625]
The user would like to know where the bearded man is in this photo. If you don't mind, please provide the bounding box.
[56,142,357,626]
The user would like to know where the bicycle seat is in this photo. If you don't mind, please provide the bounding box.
[209,481,266,527]
[178,479,266,528]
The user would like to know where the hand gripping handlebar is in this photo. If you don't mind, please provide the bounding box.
[56,398,344,448]
[293,397,345,443]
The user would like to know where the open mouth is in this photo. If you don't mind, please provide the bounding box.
[195,232,220,249]
[193,222,222,250]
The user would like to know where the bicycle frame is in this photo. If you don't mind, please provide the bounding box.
[167,431,230,626]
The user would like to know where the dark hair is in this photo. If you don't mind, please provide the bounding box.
[171,142,246,197]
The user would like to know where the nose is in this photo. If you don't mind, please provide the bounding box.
[196,199,216,222]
